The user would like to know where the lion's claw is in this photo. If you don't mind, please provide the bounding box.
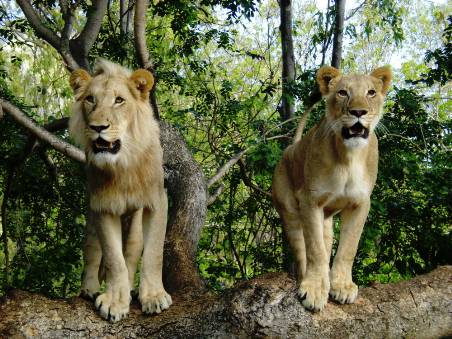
[140,290,172,315]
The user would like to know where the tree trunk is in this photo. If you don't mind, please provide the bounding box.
[159,122,207,293]
[1,266,451,337]
[279,0,296,123]
[331,0,346,68]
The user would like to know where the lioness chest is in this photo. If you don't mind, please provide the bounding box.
[304,155,376,218]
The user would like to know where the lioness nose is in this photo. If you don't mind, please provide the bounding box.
[349,110,368,118]
[90,124,110,133]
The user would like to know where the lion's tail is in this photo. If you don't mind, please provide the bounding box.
[293,107,312,144]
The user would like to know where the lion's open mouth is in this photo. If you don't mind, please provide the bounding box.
[341,122,369,140]
[92,137,121,154]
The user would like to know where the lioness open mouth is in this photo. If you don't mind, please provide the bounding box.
[92,137,121,154]
[341,122,369,139]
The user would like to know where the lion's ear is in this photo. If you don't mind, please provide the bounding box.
[316,66,341,95]
[69,69,91,92]
[370,66,392,95]
[130,69,154,99]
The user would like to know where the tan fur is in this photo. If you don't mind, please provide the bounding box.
[272,66,391,312]
[69,59,172,322]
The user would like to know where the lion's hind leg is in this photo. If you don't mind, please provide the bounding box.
[272,162,307,279]
[281,209,307,280]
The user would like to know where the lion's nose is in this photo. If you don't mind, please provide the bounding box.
[90,124,110,133]
[349,109,368,118]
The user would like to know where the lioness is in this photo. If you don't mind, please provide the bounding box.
[272,65,391,311]
[69,60,172,321]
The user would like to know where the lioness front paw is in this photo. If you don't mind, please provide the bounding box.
[139,289,172,315]
[298,274,329,312]
[330,280,358,304]
[95,287,131,322]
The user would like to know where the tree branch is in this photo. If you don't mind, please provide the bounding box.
[0,267,451,337]
[133,0,160,119]
[345,1,366,21]
[16,0,80,70]
[73,0,109,58]
[331,0,346,68]
[207,184,225,205]
[0,100,85,163]
[238,159,272,198]
[134,0,152,70]
[16,0,60,50]
[207,150,247,188]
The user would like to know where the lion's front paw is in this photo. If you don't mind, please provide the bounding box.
[95,286,131,322]
[298,273,329,312]
[330,279,358,304]
[139,289,172,315]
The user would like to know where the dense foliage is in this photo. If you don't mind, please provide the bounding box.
[0,0,450,296]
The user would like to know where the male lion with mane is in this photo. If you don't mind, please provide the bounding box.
[69,60,171,321]
[272,65,392,312]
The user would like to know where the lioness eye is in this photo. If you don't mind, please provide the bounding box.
[337,90,348,97]
[85,95,94,103]
[368,89,376,97]
[115,96,124,104]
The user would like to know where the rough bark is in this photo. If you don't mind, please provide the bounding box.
[0,266,450,338]
[279,0,296,123]
[160,122,207,293]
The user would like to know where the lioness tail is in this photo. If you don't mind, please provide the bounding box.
[293,107,313,144]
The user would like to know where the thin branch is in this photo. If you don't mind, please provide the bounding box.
[207,150,247,188]
[38,148,58,180]
[1,100,85,163]
[207,184,225,206]
[238,159,272,198]
[16,0,60,49]
[321,0,331,65]
[345,1,366,21]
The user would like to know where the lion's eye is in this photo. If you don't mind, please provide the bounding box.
[337,90,348,97]
[115,96,124,104]
[368,89,376,97]
[85,95,95,103]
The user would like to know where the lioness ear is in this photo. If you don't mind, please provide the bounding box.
[69,69,91,92]
[316,66,341,95]
[370,66,392,94]
[130,69,154,99]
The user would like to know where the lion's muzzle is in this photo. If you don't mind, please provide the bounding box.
[92,137,121,154]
